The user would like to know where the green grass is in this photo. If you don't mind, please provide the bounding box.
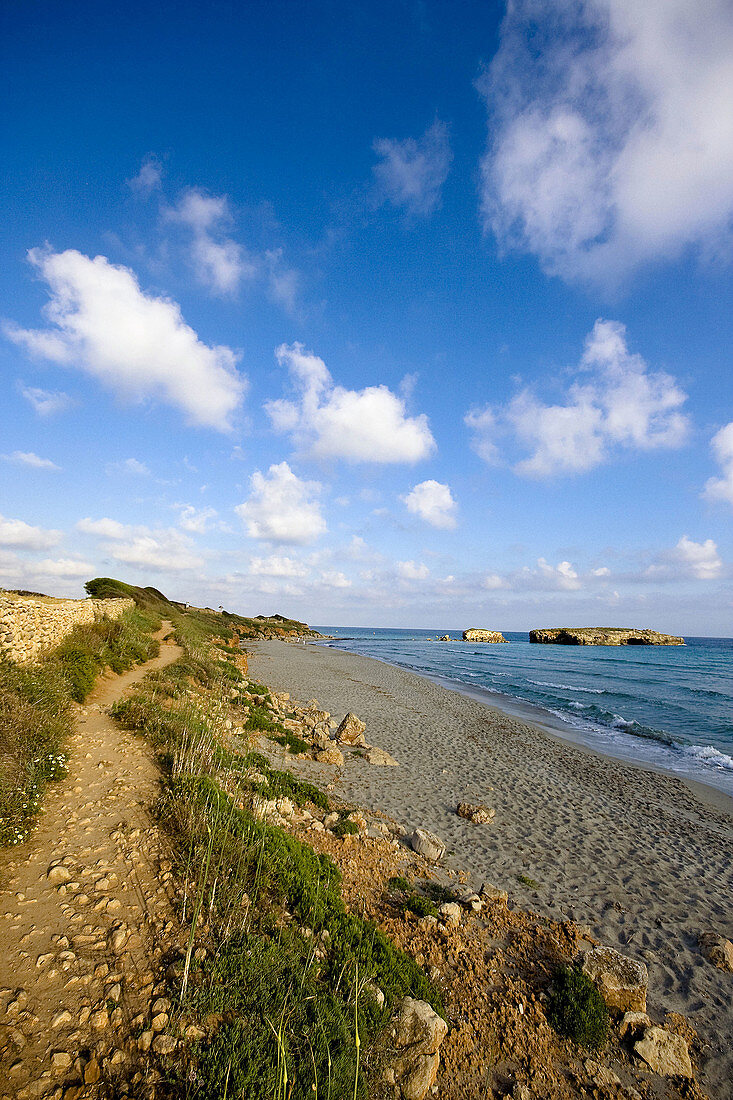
[546,964,610,1050]
[270,731,311,755]
[518,873,540,889]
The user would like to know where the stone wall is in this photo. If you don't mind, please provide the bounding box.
[0,592,136,665]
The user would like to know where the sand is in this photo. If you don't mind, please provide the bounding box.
[248,639,733,1097]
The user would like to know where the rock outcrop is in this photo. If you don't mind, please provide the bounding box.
[698,931,733,971]
[529,627,684,646]
[462,628,508,643]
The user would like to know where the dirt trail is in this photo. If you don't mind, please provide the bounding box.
[0,623,182,1099]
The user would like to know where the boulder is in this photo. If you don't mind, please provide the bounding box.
[365,747,399,766]
[335,712,367,746]
[456,802,495,824]
[410,828,446,862]
[438,634,451,641]
[439,902,461,924]
[480,881,508,904]
[316,746,344,766]
[698,931,733,972]
[619,1011,651,1041]
[582,947,648,1013]
[462,629,508,643]
[387,997,449,1100]
[634,1027,692,1078]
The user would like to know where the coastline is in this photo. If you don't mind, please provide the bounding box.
[248,638,733,1095]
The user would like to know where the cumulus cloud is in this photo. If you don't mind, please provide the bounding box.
[4,249,245,431]
[0,513,62,550]
[320,570,351,588]
[249,555,308,578]
[396,560,429,581]
[466,319,688,476]
[127,156,163,196]
[235,462,326,545]
[175,505,218,534]
[267,343,435,464]
[669,535,722,581]
[373,121,452,218]
[106,457,150,477]
[19,384,74,417]
[702,422,733,507]
[1,451,59,470]
[77,517,128,539]
[32,557,95,578]
[167,189,256,296]
[480,0,733,283]
[403,480,457,529]
[78,515,203,572]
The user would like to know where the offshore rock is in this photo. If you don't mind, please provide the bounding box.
[462,628,508,643]
[529,627,684,646]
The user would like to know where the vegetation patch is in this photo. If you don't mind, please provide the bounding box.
[270,730,311,755]
[546,963,610,1050]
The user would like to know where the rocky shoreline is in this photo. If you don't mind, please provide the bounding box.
[247,638,733,1097]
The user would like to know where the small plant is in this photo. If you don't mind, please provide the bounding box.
[404,894,438,919]
[388,876,411,893]
[332,818,359,838]
[271,732,310,755]
[546,964,610,1050]
[518,873,540,889]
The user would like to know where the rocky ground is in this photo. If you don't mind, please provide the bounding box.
[0,625,182,1100]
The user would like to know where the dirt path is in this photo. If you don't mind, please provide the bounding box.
[0,623,182,1100]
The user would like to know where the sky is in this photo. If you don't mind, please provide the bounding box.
[1,0,731,633]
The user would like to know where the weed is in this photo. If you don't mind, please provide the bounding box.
[546,964,610,1050]
[332,818,359,838]
[270,731,311,755]
[387,876,411,893]
[518,874,540,889]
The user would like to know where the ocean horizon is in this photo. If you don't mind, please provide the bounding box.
[314,627,733,799]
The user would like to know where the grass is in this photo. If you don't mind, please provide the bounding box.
[518,873,540,889]
[110,603,441,1098]
[0,605,159,846]
[546,964,610,1050]
[270,731,311,755]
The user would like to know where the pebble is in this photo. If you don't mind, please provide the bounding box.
[152,1034,177,1055]
[51,1010,73,1028]
[51,1052,73,1074]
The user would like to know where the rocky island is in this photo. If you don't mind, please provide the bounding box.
[462,628,508,643]
[529,627,685,646]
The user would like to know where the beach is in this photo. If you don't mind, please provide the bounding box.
[248,638,733,1096]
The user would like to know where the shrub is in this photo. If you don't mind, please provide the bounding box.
[271,731,311,754]
[332,817,358,838]
[546,964,610,1049]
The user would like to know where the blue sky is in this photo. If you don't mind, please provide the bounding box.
[1,0,731,633]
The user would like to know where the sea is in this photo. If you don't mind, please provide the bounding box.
[312,627,733,799]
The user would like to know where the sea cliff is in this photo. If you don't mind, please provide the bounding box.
[529,627,685,646]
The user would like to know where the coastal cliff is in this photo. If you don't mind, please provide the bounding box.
[462,628,508,643]
[529,627,685,646]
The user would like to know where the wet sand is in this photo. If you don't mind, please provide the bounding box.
[248,639,733,1097]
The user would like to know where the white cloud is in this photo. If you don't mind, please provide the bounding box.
[19,384,74,417]
[320,570,351,588]
[483,573,507,590]
[373,120,452,217]
[480,0,733,283]
[4,248,245,431]
[249,555,308,578]
[403,480,457,529]
[177,504,218,534]
[267,343,435,464]
[1,451,59,470]
[167,189,255,296]
[77,517,128,539]
[671,535,722,581]
[33,557,94,578]
[127,156,163,196]
[396,560,429,581]
[467,319,688,477]
[463,407,500,464]
[265,249,300,314]
[235,462,326,545]
[702,422,733,507]
[0,513,61,550]
[106,457,150,477]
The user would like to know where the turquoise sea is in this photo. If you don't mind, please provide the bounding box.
[313,628,733,798]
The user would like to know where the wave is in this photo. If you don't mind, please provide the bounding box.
[681,744,733,771]
[529,679,604,693]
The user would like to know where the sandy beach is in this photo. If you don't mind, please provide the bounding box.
[248,639,733,1097]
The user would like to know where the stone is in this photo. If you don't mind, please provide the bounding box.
[634,1027,693,1078]
[462,629,508,643]
[479,881,508,904]
[89,1009,109,1029]
[48,865,73,885]
[438,902,461,924]
[316,746,344,766]
[582,946,648,1013]
[364,747,399,767]
[138,1031,153,1052]
[51,1052,73,1074]
[152,1012,169,1031]
[108,927,128,954]
[51,1010,73,1029]
[83,1058,101,1085]
[456,802,495,824]
[152,1034,177,1055]
[410,828,446,862]
[619,1012,651,1041]
[388,997,449,1100]
[335,712,367,746]
[185,1024,207,1041]
[698,931,733,972]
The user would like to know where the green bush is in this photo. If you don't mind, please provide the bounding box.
[271,731,311,754]
[546,964,610,1049]
[332,817,359,838]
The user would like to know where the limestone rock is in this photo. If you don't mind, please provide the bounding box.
[83,1058,101,1085]
[388,996,449,1100]
[51,1052,73,1074]
[479,882,508,904]
[462,629,508,643]
[316,746,344,766]
[439,902,461,924]
[698,931,733,971]
[634,1027,692,1078]
[152,1034,177,1055]
[335,712,367,746]
[619,1011,651,1041]
[529,627,684,646]
[410,828,446,862]
[48,865,73,885]
[582,947,648,1013]
[456,802,495,824]
[365,747,399,767]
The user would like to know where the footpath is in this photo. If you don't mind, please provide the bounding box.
[0,624,181,1100]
